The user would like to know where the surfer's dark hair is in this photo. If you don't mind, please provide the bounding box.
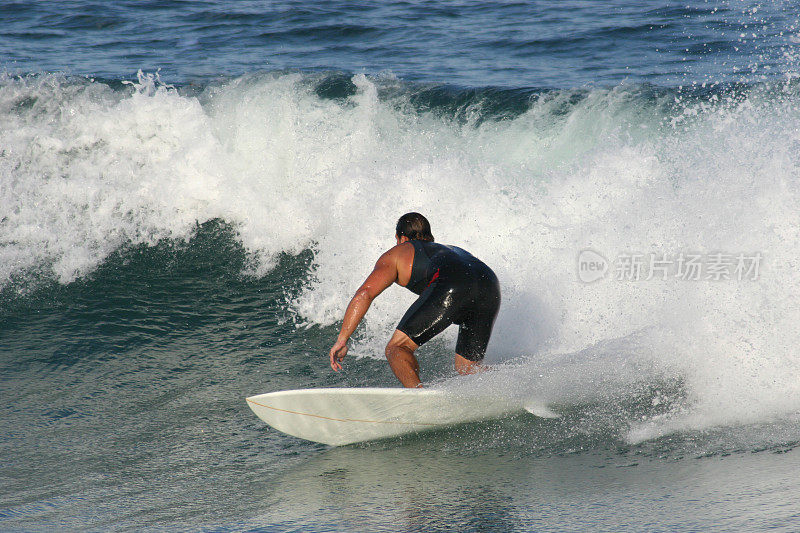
[396,212,434,242]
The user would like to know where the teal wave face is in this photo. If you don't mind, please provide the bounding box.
[1,218,310,350]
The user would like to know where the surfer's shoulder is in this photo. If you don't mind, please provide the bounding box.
[373,242,407,268]
[378,242,414,272]
[386,241,415,256]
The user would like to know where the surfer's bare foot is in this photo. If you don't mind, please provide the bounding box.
[454,354,489,375]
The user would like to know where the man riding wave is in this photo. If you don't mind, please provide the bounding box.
[329,213,501,387]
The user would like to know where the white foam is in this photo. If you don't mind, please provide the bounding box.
[3,71,800,440]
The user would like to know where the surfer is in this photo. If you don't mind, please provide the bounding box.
[329,212,501,388]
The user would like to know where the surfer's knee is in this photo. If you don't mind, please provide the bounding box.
[385,329,418,358]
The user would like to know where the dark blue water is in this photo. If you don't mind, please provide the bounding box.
[2,0,797,86]
[3,1,800,531]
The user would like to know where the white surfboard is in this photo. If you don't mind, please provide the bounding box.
[246,387,557,446]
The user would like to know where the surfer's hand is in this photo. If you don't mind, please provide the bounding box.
[329,338,348,371]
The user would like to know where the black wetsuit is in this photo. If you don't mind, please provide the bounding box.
[396,240,501,362]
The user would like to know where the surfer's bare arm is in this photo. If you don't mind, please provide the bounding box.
[330,251,399,371]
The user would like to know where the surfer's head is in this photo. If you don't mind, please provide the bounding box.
[396,212,434,242]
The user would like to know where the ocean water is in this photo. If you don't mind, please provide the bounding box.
[3,1,800,531]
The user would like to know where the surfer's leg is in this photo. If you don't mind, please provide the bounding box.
[385,329,422,388]
[454,310,491,375]
[394,279,467,386]
[396,280,460,347]
[454,272,501,370]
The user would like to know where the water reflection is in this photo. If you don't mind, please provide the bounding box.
[259,445,527,532]
[245,440,800,532]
